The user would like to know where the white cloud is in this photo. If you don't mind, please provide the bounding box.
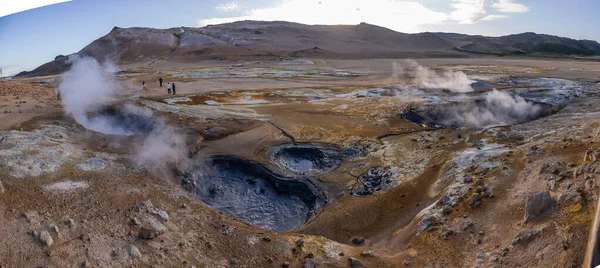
[449,0,487,24]
[201,0,449,33]
[216,2,240,12]
[199,0,522,31]
[492,0,529,13]
[0,0,71,18]
[481,14,507,21]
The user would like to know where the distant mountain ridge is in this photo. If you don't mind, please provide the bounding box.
[436,32,600,56]
[16,20,600,77]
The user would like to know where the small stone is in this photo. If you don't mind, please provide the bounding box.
[151,208,169,222]
[458,219,474,231]
[469,193,482,207]
[491,256,499,262]
[303,257,315,268]
[441,227,455,239]
[478,231,485,235]
[352,237,366,245]
[180,203,187,209]
[360,250,379,257]
[349,257,363,267]
[282,262,290,268]
[66,218,76,227]
[296,237,305,248]
[37,231,53,246]
[130,217,141,226]
[512,229,542,246]
[138,217,167,239]
[138,200,154,211]
[403,260,411,266]
[51,225,60,237]
[263,236,272,242]
[128,245,142,259]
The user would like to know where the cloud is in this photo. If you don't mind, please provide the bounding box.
[449,0,487,24]
[200,0,449,33]
[492,0,529,13]
[481,14,508,21]
[216,1,239,12]
[199,0,520,31]
[1,0,71,18]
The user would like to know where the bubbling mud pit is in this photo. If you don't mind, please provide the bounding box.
[180,156,326,232]
[267,143,343,176]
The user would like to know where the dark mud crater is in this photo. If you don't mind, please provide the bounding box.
[85,104,158,135]
[267,143,343,176]
[402,96,557,129]
[180,155,327,232]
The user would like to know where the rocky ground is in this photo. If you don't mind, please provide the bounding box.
[1,58,600,267]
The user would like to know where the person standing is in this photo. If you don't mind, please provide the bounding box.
[172,83,176,95]
[142,81,147,90]
[56,88,61,100]
[159,77,163,87]
[167,82,172,94]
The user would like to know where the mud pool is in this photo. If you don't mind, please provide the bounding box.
[267,143,343,176]
[180,156,326,232]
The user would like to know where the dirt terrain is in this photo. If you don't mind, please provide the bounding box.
[1,56,600,268]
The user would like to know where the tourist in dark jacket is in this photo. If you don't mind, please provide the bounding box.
[159,77,163,87]
[172,83,176,95]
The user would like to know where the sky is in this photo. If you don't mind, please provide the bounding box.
[1,0,599,76]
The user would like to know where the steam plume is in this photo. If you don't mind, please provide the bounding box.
[58,56,188,171]
[392,60,475,92]
[444,89,543,128]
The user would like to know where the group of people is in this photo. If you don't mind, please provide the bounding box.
[140,77,176,95]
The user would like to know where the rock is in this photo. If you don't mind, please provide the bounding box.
[584,148,600,162]
[130,217,141,226]
[403,260,411,266]
[128,245,142,259]
[262,236,272,242]
[512,229,542,246]
[349,257,363,267]
[441,227,454,239]
[525,191,555,223]
[351,237,365,245]
[469,193,481,207]
[50,225,60,238]
[463,175,473,184]
[459,219,474,231]
[303,257,315,268]
[416,216,437,232]
[36,231,53,246]
[491,256,499,262]
[539,161,566,175]
[360,250,379,257]
[23,211,39,223]
[138,200,154,211]
[138,217,167,239]
[282,262,290,268]
[180,203,187,209]
[151,208,169,222]
[66,218,76,227]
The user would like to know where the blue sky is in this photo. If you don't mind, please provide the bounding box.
[1,0,599,76]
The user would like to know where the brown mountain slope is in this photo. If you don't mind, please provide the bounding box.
[17,21,459,77]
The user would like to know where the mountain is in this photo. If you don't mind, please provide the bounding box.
[438,32,600,56]
[17,21,600,77]
[16,21,459,77]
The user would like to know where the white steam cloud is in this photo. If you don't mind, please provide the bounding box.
[392,60,475,93]
[445,89,543,128]
[58,56,188,171]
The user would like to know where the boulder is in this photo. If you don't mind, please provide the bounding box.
[525,191,555,223]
